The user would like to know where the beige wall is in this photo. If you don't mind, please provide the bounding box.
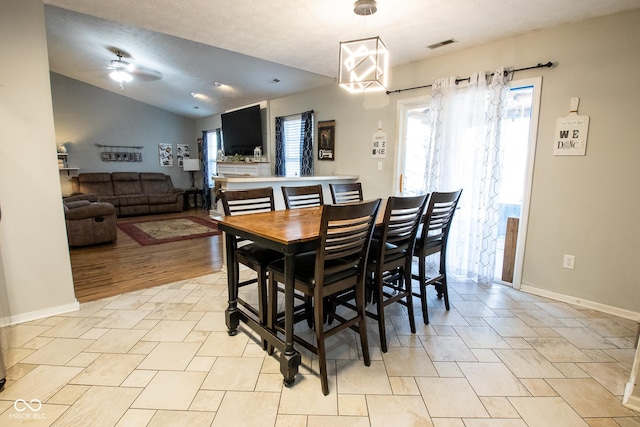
[0,0,77,324]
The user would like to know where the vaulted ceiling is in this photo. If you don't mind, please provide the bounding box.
[43,0,640,119]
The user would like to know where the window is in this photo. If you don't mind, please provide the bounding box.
[206,129,221,188]
[275,110,314,177]
[282,115,302,177]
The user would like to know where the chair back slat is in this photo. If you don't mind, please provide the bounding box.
[419,190,463,247]
[378,195,429,260]
[315,199,381,285]
[282,184,324,209]
[220,187,275,216]
[330,182,364,204]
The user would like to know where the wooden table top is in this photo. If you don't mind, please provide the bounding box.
[216,199,386,246]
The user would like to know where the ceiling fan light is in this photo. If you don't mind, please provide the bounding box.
[110,70,133,83]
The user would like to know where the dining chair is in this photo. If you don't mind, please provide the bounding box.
[412,189,462,324]
[219,187,284,345]
[330,182,363,204]
[365,194,428,353]
[281,184,324,209]
[267,199,381,395]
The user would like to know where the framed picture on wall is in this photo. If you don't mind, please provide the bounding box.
[318,120,335,161]
[159,143,173,167]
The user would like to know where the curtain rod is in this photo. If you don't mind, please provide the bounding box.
[385,61,554,95]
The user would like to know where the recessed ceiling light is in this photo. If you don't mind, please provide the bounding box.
[190,91,199,98]
[214,81,224,87]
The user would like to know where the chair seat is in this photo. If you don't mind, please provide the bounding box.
[236,243,283,266]
[269,253,359,289]
[367,240,406,264]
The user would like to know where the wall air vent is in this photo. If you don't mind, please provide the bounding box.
[427,39,457,49]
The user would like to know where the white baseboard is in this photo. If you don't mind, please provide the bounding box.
[520,284,640,321]
[0,301,80,327]
[623,393,640,412]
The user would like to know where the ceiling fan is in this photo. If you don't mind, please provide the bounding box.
[106,48,162,90]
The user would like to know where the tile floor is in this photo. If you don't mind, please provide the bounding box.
[1,270,639,426]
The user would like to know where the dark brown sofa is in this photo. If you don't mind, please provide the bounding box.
[71,172,184,216]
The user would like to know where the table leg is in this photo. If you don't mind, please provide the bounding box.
[224,232,240,335]
[281,253,301,385]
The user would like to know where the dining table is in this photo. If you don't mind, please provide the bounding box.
[216,201,385,386]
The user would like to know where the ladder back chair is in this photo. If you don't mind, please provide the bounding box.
[219,187,283,345]
[330,182,363,204]
[267,199,381,395]
[281,184,324,209]
[412,189,462,324]
[364,194,428,352]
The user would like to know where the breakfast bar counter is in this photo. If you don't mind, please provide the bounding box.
[211,174,359,212]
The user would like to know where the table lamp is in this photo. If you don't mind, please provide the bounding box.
[182,158,200,189]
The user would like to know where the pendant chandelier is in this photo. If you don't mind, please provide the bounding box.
[338,36,388,92]
[338,1,389,92]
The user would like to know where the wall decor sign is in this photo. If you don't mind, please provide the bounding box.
[96,143,143,162]
[159,143,174,166]
[318,120,335,161]
[554,97,589,156]
[372,130,387,158]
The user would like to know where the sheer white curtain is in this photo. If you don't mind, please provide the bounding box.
[425,68,510,284]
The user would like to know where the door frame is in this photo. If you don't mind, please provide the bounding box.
[393,77,543,289]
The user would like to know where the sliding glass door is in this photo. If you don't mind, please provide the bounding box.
[395,77,542,287]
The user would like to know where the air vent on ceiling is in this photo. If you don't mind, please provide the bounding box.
[427,39,457,50]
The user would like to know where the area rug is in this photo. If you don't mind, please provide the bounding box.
[118,216,220,246]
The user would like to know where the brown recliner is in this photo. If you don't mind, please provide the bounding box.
[63,195,117,247]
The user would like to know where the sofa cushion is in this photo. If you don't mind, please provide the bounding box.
[118,194,148,206]
[75,173,115,196]
[112,172,142,195]
[65,202,116,220]
[96,195,120,207]
[147,193,179,205]
[140,172,172,194]
[65,200,91,210]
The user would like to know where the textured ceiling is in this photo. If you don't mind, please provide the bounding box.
[43,0,640,119]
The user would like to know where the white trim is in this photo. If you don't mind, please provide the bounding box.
[395,95,432,196]
[623,332,640,409]
[510,76,542,290]
[520,284,640,321]
[0,301,80,327]
[623,394,640,412]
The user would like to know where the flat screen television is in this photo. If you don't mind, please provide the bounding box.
[221,105,263,156]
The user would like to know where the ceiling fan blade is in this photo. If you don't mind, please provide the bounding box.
[130,66,163,82]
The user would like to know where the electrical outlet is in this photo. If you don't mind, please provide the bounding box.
[563,254,575,269]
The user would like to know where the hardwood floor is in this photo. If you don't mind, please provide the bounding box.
[69,208,224,303]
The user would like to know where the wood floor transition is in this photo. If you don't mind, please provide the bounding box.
[68,207,224,303]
